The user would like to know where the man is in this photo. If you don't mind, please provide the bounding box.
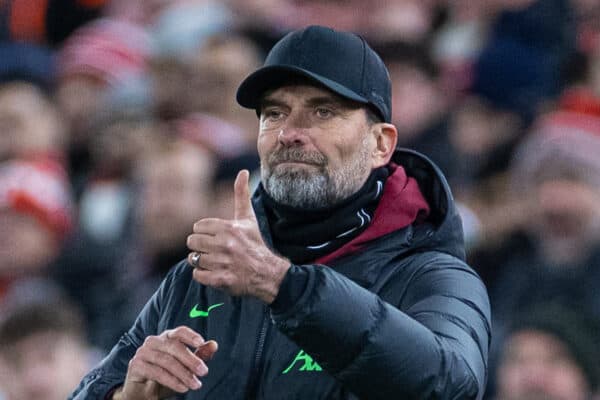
[0,80,66,162]
[0,294,93,400]
[70,25,490,399]
[494,303,600,400]
[0,158,73,297]
[120,138,217,324]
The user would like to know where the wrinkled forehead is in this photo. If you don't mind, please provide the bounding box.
[260,81,365,111]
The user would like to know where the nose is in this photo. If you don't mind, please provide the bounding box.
[276,105,314,146]
[278,127,309,147]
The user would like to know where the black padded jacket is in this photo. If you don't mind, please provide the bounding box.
[69,149,491,400]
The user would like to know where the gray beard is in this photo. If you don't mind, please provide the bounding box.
[263,168,332,208]
[261,138,372,208]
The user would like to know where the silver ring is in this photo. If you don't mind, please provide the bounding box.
[190,252,201,267]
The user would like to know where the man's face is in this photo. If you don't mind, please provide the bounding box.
[257,84,375,208]
[138,145,214,254]
[530,178,600,266]
[496,330,590,400]
[55,75,105,139]
[389,62,443,140]
[149,58,193,120]
[0,211,58,277]
[0,82,64,160]
[0,332,89,400]
[188,39,260,120]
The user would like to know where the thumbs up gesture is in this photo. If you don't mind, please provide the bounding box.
[187,170,290,303]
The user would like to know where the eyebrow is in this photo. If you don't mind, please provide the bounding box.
[260,98,288,111]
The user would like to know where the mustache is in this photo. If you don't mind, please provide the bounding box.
[268,147,327,166]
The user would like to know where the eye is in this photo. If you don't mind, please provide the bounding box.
[315,107,334,119]
[262,108,284,121]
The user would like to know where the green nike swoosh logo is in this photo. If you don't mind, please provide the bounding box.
[189,303,224,318]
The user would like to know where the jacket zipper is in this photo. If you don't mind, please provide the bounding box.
[246,307,270,399]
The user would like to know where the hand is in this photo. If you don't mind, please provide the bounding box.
[186,170,290,303]
[113,326,218,400]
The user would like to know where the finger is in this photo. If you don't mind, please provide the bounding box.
[129,355,199,393]
[141,336,209,378]
[192,267,216,287]
[160,339,210,377]
[195,340,218,361]
[188,252,226,271]
[186,233,215,254]
[164,327,205,348]
[147,349,205,389]
[188,253,224,272]
[234,170,254,220]
[192,268,231,291]
[187,252,202,268]
[193,218,225,234]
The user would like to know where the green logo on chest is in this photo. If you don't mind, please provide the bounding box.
[189,303,224,318]
[282,350,323,374]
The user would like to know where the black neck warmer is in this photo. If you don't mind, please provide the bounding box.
[258,167,390,264]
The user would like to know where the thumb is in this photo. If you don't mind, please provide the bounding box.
[234,169,255,220]
[195,340,218,362]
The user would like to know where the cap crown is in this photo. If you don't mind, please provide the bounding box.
[237,25,391,123]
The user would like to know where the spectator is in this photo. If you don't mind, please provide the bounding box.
[474,98,600,395]
[48,68,157,351]
[445,0,577,251]
[124,136,216,315]
[377,41,456,178]
[147,52,193,121]
[124,137,217,306]
[185,34,263,139]
[77,105,162,242]
[494,303,600,400]
[488,96,600,323]
[55,17,150,188]
[449,0,575,190]
[0,81,66,162]
[0,287,94,400]
[0,158,74,300]
[146,2,233,121]
[54,137,217,351]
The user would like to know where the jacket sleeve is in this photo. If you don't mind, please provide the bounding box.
[68,263,184,400]
[270,254,491,400]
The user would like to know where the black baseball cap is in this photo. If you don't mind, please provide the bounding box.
[236,25,392,123]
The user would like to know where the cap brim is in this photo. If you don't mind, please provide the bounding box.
[236,65,369,111]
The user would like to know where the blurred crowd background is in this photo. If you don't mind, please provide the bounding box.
[0,0,599,399]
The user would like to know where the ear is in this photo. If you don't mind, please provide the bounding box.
[370,123,398,169]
